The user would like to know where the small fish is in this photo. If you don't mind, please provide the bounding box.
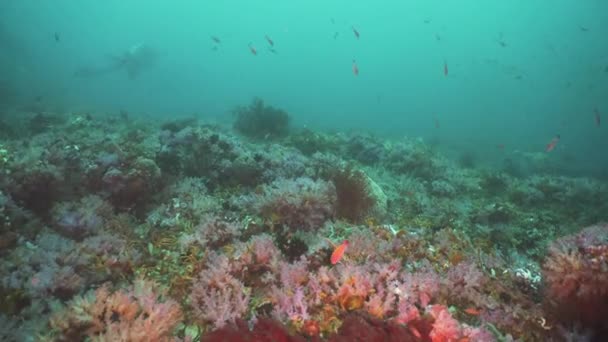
[443,61,449,76]
[211,36,221,44]
[268,47,278,54]
[464,307,482,316]
[248,43,257,56]
[333,31,339,40]
[496,32,507,47]
[330,18,335,24]
[352,60,359,76]
[352,26,360,39]
[578,25,589,32]
[497,144,505,150]
[265,35,274,47]
[331,240,349,264]
[54,32,60,42]
[434,117,440,128]
[595,108,601,127]
[545,134,560,152]
[435,33,441,41]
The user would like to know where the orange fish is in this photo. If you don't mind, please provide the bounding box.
[443,61,448,76]
[248,43,257,56]
[595,108,601,127]
[331,240,349,264]
[463,307,482,316]
[545,134,560,152]
[352,60,359,76]
[352,26,360,39]
[497,144,505,150]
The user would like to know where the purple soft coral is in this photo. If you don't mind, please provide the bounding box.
[190,253,251,330]
[52,196,110,240]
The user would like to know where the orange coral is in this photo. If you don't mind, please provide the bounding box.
[49,279,183,342]
[302,319,320,337]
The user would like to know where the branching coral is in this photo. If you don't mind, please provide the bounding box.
[48,278,182,341]
[190,253,251,330]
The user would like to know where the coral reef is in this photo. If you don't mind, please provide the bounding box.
[48,278,182,341]
[0,107,606,341]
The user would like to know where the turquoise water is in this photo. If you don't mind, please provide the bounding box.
[2,1,607,175]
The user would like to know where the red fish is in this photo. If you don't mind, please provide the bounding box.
[443,61,448,76]
[265,35,274,47]
[352,60,359,76]
[595,108,601,127]
[464,307,482,316]
[352,26,360,39]
[331,240,349,264]
[248,43,257,56]
[545,134,560,152]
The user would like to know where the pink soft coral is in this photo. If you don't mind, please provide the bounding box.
[429,305,462,342]
[429,305,495,342]
[271,286,311,323]
[190,253,250,330]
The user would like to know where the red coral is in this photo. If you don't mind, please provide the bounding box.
[202,318,307,342]
[328,313,417,342]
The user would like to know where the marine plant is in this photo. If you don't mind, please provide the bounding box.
[233,97,290,140]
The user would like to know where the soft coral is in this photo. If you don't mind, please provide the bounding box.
[543,223,608,330]
[49,278,182,341]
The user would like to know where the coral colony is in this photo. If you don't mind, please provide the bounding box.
[0,98,607,341]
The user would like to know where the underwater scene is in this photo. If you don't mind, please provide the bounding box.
[1,1,608,341]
